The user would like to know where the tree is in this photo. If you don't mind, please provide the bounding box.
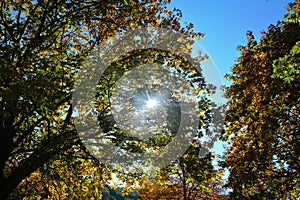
[76,28,223,199]
[9,147,108,199]
[0,0,206,199]
[138,144,226,200]
[223,1,300,199]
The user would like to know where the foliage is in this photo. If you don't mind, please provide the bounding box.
[138,145,226,200]
[0,0,210,199]
[223,1,300,199]
[10,147,109,199]
[77,27,220,200]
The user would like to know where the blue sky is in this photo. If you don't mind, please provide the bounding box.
[169,0,292,78]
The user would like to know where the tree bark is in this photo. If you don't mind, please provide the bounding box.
[0,130,78,200]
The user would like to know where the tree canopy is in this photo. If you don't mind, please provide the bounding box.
[4,0,299,199]
[0,0,216,199]
[223,0,300,199]
[138,145,226,200]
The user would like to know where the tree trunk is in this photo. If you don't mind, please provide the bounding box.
[0,120,14,200]
[0,130,78,200]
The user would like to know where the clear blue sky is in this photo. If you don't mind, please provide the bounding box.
[169,0,292,78]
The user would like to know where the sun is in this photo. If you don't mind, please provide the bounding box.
[146,98,158,109]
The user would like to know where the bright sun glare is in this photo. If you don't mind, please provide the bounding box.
[146,98,158,109]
